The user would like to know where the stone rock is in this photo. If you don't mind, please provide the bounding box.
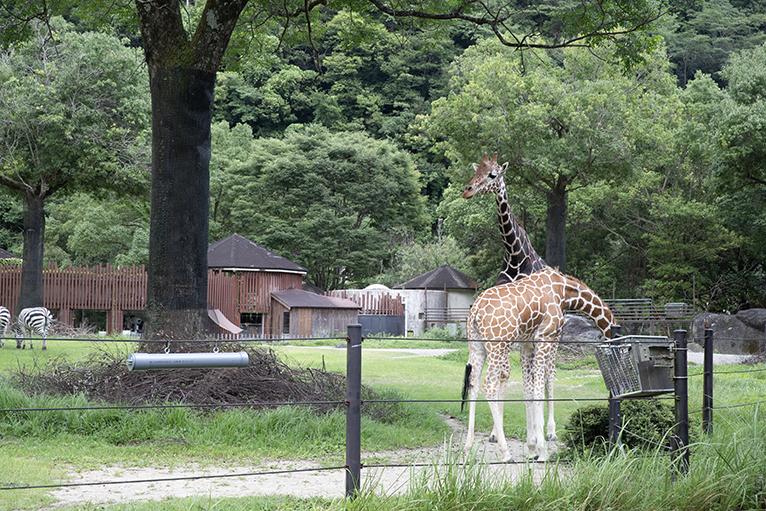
[562,314,606,343]
[691,312,765,355]
[735,308,766,330]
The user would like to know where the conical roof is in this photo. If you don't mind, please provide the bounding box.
[395,264,477,290]
[208,234,307,274]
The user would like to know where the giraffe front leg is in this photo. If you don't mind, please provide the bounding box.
[521,344,548,460]
[545,352,557,442]
[483,353,512,462]
[519,346,538,458]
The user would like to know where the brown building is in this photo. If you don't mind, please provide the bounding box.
[207,233,307,337]
[270,289,360,339]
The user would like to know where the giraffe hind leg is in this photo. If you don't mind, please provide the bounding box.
[464,340,486,457]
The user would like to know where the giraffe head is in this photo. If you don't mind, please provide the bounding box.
[462,152,508,198]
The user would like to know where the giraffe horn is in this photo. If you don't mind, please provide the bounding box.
[482,152,490,163]
[491,152,498,163]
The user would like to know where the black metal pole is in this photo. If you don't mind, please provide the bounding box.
[672,329,689,475]
[345,324,362,500]
[608,325,622,452]
[703,325,714,435]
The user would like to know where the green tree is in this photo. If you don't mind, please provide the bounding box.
[715,43,766,189]
[372,230,471,288]
[0,19,149,312]
[659,0,766,87]
[46,193,150,268]
[2,0,666,338]
[209,121,255,239]
[428,39,677,272]
[219,124,427,290]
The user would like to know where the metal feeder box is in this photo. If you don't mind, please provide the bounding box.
[595,336,675,398]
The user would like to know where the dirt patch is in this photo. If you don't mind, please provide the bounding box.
[47,418,556,508]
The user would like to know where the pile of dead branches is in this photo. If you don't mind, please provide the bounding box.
[9,345,401,421]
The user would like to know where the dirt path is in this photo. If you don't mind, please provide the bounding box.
[48,423,553,508]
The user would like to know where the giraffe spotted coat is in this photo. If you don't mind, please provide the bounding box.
[462,267,615,462]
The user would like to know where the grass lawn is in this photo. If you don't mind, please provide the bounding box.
[1,336,764,511]
[270,341,610,444]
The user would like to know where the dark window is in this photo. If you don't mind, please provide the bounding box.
[240,313,263,335]
[283,312,290,334]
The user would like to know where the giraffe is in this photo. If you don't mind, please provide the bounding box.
[462,152,548,286]
[462,151,552,445]
[461,266,615,462]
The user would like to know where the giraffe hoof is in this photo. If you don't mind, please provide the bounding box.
[546,434,558,442]
[488,435,498,443]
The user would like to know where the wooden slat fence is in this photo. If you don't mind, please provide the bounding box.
[327,290,404,316]
[0,265,305,334]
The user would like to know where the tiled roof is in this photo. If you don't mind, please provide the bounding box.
[271,289,360,309]
[208,234,306,274]
[395,264,477,290]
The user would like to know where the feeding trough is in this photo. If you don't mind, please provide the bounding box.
[126,351,249,371]
[595,335,675,399]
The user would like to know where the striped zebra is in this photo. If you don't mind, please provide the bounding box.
[0,306,10,348]
[17,307,53,350]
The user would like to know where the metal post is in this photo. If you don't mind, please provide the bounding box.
[672,329,689,475]
[345,324,362,499]
[703,325,714,435]
[608,325,622,452]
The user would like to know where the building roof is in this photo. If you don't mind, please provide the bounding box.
[0,247,18,259]
[208,233,307,274]
[395,264,477,290]
[271,289,361,310]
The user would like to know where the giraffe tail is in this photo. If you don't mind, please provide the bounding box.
[461,363,472,412]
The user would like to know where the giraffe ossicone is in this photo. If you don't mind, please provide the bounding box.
[461,267,615,462]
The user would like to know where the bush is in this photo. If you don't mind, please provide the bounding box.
[561,398,676,457]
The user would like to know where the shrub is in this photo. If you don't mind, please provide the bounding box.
[561,398,676,457]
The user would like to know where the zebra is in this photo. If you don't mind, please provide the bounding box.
[0,306,10,347]
[17,307,53,350]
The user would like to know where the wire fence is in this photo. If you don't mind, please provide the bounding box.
[1,324,765,501]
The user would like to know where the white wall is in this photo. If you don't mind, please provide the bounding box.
[339,285,476,336]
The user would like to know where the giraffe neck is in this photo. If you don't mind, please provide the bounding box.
[495,184,548,286]
[562,276,615,337]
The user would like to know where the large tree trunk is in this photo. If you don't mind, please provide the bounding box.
[136,0,246,341]
[144,67,215,340]
[545,187,567,274]
[18,191,45,314]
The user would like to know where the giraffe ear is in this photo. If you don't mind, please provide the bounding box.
[499,162,509,174]
[472,162,480,171]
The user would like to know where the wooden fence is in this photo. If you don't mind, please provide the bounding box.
[0,264,304,334]
[326,290,404,316]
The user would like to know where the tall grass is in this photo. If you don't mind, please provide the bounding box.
[0,381,448,463]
